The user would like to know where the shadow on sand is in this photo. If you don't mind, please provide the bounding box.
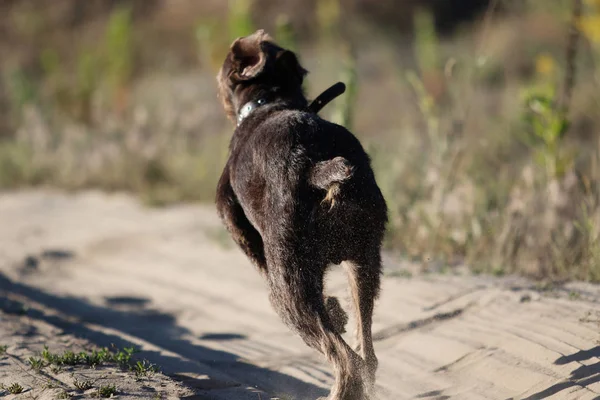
[0,272,328,400]
[521,346,600,400]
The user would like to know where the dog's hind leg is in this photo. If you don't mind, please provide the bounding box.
[344,249,382,391]
[266,254,366,400]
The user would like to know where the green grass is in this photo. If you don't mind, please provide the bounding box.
[93,384,117,398]
[41,345,138,368]
[28,356,45,371]
[0,345,7,356]
[132,360,159,378]
[1,382,25,394]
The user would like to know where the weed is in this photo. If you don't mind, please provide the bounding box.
[132,360,158,377]
[73,377,93,391]
[61,351,79,366]
[57,391,72,399]
[113,346,137,367]
[0,345,7,356]
[41,345,140,369]
[2,382,25,394]
[28,356,45,371]
[93,384,117,398]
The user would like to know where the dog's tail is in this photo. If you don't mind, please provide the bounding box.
[309,157,354,211]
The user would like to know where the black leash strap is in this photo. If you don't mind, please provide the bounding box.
[308,82,346,114]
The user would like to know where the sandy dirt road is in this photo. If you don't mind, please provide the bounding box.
[0,190,599,400]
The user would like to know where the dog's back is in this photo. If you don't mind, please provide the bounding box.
[229,107,387,262]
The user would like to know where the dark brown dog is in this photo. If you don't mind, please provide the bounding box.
[215,30,387,400]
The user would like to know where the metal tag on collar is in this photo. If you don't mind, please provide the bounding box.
[237,99,266,126]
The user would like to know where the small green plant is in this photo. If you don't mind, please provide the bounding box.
[113,346,137,367]
[521,86,571,179]
[3,382,24,394]
[73,377,93,391]
[93,384,117,398]
[132,360,158,377]
[0,345,7,355]
[61,351,79,366]
[28,356,45,371]
[57,390,72,399]
[41,345,139,368]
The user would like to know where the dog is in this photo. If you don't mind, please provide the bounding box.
[215,30,388,400]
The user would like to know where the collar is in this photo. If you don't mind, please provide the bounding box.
[235,82,347,126]
[237,98,267,126]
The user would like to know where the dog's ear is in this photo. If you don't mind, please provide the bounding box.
[274,50,308,86]
[229,29,271,81]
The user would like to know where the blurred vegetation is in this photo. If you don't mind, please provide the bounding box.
[1,0,600,282]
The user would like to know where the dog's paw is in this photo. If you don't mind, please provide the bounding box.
[325,296,349,334]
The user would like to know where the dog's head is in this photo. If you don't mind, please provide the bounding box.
[217,29,308,123]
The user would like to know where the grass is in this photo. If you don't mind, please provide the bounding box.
[28,356,45,371]
[2,1,600,282]
[0,382,25,394]
[0,345,7,356]
[72,377,93,391]
[92,384,118,398]
[41,345,140,369]
[57,390,72,399]
[132,360,159,378]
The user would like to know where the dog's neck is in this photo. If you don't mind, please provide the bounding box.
[237,98,268,126]
[236,82,346,126]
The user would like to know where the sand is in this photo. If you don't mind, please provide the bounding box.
[0,190,598,399]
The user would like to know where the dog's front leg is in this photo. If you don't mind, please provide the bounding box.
[216,166,267,273]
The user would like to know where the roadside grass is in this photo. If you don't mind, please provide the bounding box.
[2,2,600,283]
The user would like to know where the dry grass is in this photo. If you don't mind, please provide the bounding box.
[1,0,600,281]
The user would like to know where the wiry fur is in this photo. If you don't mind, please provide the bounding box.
[215,30,388,400]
